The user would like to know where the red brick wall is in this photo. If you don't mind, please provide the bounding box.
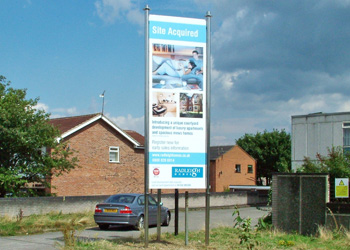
[50,120,144,196]
[211,146,256,192]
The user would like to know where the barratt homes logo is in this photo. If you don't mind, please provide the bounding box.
[172,167,203,178]
[153,168,160,176]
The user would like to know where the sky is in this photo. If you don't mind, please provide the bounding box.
[1,0,350,146]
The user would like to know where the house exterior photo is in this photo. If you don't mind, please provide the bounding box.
[291,112,350,171]
[179,93,203,118]
[48,113,145,196]
[210,145,257,192]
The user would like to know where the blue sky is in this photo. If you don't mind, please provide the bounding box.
[2,0,350,145]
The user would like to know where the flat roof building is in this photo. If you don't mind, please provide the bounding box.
[291,111,350,171]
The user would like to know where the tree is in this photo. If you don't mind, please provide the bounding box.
[298,147,350,201]
[236,129,291,185]
[298,146,350,179]
[0,76,78,197]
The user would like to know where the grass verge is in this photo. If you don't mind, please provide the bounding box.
[0,211,95,236]
[1,211,350,249]
[74,226,350,250]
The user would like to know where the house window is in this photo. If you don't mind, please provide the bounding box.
[109,146,120,163]
[248,165,253,173]
[235,164,241,173]
[343,122,350,154]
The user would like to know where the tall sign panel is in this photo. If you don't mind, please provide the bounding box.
[147,15,207,189]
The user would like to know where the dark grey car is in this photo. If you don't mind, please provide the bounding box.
[94,193,171,230]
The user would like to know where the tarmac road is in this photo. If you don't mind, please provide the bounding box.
[0,206,270,250]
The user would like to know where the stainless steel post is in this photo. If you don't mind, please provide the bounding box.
[175,189,179,235]
[205,11,212,247]
[143,4,150,248]
[185,191,189,246]
[157,189,161,241]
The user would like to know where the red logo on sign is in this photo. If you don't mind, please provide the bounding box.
[153,168,160,176]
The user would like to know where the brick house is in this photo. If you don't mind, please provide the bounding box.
[210,145,256,192]
[48,113,145,196]
[47,114,256,196]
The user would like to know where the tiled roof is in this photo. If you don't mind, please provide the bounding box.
[49,113,144,147]
[49,113,99,134]
[124,130,145,146]
[210,145,234,160]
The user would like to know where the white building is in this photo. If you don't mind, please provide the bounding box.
[291,112,350,171]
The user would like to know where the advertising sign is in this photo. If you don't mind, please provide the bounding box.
[335,178,349,198]
[148,15,207,189]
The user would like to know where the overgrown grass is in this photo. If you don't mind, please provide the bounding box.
[73,227,350,250]
[1,211,350,249]
[0,211,95,236]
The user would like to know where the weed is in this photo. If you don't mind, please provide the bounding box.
[139,227,145,241]
[278,239,295,246]
[16,208,23,222]
[56,217,88,249]
[256,212,272,231]
[232,206,259,249]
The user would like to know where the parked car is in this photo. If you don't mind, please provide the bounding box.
[94,193,171,230]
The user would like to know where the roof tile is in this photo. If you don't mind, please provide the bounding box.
[49,113,144,146]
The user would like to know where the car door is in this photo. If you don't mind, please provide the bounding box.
[148,196,158,225]
[138,195,158,225]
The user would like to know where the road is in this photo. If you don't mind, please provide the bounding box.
[0,206,270,250]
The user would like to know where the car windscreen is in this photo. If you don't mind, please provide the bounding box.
[105,195,136,204]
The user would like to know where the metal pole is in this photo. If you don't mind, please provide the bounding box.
[102,96,105,114]
[205,11,212,247]
[144,4,150,248]
[100,90,105,115]
[185,191,189,246]
[157,189,161,241]
[175,189,179,235]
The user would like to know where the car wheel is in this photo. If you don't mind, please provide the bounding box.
[98,224,109,230]
[162,211,171,226]
[136,215,144,230]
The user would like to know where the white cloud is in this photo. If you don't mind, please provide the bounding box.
[212,61,249,91]
[210,117,266,145]
[51,107,79,117]
[108,113,144,134]
[33,102,49,112]
[95,0,143,26]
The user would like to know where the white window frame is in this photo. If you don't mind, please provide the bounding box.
[342,122,350,154]
[109,146,120,163]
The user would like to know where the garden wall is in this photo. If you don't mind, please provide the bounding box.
[0,191,268,217]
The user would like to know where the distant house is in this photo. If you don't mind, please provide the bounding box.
[48,113,144,196]
[210,145,257,192]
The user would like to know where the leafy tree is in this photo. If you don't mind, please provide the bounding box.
[298,147,350,201]
[298,146,350,179]
[236,129,291,185]
[0,76,78,197]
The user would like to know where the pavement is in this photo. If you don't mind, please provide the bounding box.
[0,206,270,250]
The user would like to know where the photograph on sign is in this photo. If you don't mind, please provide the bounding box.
[180,93,203,118]
[152,92,177,118]
[148,14,207,189]
[152,44,203,91]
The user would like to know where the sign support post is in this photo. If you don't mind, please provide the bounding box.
[144,5,150,248]
[145,6,211,247]
[205,11,212,247]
